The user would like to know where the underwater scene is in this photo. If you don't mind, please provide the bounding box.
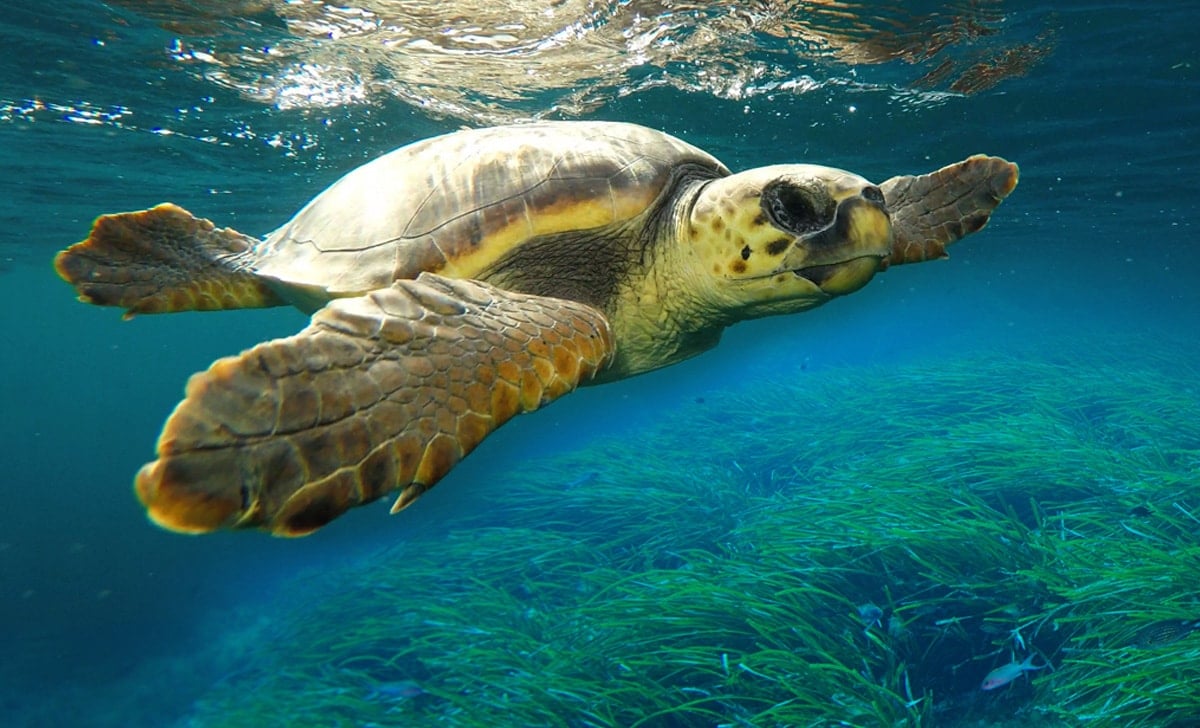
[2,1,1197,726]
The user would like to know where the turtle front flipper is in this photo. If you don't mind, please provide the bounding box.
[134,273,616,537]
[881,155,1019,266]
[54,203,284,318]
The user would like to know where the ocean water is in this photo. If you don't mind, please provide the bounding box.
[1,1,1197,726]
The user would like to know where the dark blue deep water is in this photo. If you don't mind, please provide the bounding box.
[2,2,1198,726]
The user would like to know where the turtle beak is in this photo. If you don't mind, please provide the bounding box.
[786,189,892,296]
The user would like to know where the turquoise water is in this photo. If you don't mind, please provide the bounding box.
[2,1,1197,725]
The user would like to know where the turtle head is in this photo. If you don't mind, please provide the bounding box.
[685,164,892,319]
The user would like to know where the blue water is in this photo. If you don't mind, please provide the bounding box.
[1,1,1197,725]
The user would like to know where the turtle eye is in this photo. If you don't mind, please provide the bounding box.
[761,181,832,236]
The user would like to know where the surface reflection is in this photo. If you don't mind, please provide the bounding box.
[116,0,1056,122]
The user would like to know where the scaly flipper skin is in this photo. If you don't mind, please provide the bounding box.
[135,273,615,537]
[881,155,1019,266]
[54,203,283,317]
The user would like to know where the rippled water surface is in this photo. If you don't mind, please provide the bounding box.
[1,1,1197,725]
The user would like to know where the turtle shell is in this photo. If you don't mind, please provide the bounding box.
[253,121,729,303]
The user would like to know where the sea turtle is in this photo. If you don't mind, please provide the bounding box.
[55,120,1018,537]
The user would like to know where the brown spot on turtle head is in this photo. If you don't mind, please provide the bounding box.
[731,260,747,274]
[765,237,791,257]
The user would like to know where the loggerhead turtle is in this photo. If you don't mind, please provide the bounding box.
[55,120,1018,537]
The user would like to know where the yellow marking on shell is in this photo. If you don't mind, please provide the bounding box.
[436,175,662,281]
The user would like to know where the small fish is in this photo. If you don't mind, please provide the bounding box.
[365,679,425,701]
[857,603,883,629]
[981,654,1046,690]
[565,471,599,490]
[1133,619,1200,648]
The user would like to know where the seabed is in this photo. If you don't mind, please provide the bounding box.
[42,337,1200,727]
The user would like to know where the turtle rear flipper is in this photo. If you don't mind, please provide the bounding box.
[882,155,1019,266]
[134,273,616,537]
[54,203,284,318]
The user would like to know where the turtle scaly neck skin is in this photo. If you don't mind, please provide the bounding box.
[596,176,726,382]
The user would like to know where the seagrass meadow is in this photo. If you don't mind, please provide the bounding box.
[154,334,1200,728]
